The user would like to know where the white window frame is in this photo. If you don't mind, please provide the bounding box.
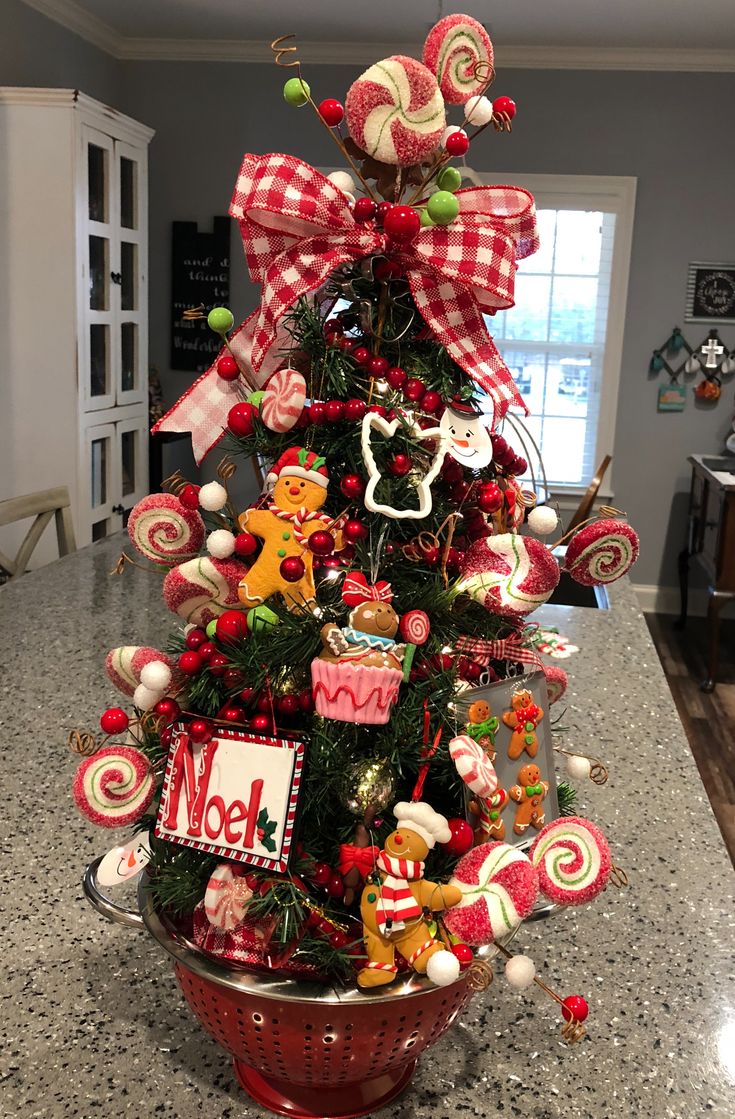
[474,171,637,500]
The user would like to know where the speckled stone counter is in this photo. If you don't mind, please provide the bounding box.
[2,535,735,1118]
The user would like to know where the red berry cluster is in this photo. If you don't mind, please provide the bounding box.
[490,432,527,478]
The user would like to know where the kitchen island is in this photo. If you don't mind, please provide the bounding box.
[2,535,734,1118]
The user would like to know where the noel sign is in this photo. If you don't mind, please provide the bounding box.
[155,725,304,873]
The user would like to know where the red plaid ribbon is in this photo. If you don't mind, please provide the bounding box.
[230,153,539,415]
[456,631,544,672]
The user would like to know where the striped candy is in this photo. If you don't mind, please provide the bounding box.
[163,556,246,626]
[461,533,560,618]
[105,646,173,698]
[399,609,431,645]
[345,54,446,166]
[529,816,611,906]
[423,13,494,104]
[204,863,254,930]
[543,664,568,705]
[449,734,498,798]
[127,493,204,567]
[445,841,539,946]
[73,745,154,829]
[260,367,307,433]
[566,519,639,587]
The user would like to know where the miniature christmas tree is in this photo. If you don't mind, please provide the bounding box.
[72,14,639,1102]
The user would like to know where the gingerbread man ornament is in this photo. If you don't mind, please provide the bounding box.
[509,763,549,836]
[503,689,543,760]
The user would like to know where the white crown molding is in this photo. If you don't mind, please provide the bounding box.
[18,0,735,72]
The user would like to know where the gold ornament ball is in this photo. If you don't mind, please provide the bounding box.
[339,757,397,817]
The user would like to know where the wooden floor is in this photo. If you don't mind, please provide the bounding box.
[645,612,735,865]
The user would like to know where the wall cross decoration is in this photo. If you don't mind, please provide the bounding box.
[649,326,735,409]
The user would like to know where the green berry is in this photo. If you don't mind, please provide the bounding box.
[248,390,265,409]
[283,77,310,107]
[427,190,460,226]
[437,166,462,193]
[207,307,234,335]
[205,619,217,638]
[247,605,280,633]
[418,207,434,228]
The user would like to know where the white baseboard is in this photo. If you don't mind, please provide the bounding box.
[633,583,709,617]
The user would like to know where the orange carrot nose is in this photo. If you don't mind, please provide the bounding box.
[127,851,138,868]
[454,439,470,447]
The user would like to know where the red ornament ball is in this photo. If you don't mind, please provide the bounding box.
[197,641,216,662]
[249,713,272,733]
[185,627,207,650]
[493,95,517,120]
[328,929,349,949]
[353,197,377,223]
[561,995,589,1023]
[318,98,345,126]
[299,689,315,713]
[219,704,246,723]
[311,862,332,888]
[179,483,201,510]
[367,355,389,378]
[386,366,407,389]
[309,401,327,425]
[445,128,469,156]
[238,686,255,705]
[308,530,335,556]
[190,718,213,744]
[153,697,180,720]
[234,531,258,557]
[477,482,504,513]
[223,668,244,688]
[216,354,239,381]
[344,519,368,543]
[340,474,365,500]
[352,346,371,366]
[443,819,475,856]
[178,651,203,675]
[228,402,255,437]
[325,399,345,423]
[404,377,426,402]
[450,942,474,969]
[327,873,346,899]
[421,390,442,414]
[383,204,421,244]
[215,609,248,643]
[208,653,229,677]
[344,398,366,422]
[389,453,412,476]
[376,201,393,222]
[276,693,300,718]
[280,555,306,582]
[100,707,129,735]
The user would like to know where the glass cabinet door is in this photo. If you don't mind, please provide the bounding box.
[81,126,116,410]
[116,414,149,516]
[114,141,147,408]
[82,420,118,541]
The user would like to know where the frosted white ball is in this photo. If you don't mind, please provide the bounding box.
[139,659,172,693]
[198,481,228,512]
[426,949,461,987]
[527,506,559,536]
[465,95,495,126]
[133,683,163,711]
[207,529,236,559]
[566,754,592,781]
[505,954,536,989]
[328,171,356,195]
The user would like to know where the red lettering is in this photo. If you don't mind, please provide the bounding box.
[204,796,226,840]
[161,735,217,836]
[242,779,264,848]
[224,800,247,844]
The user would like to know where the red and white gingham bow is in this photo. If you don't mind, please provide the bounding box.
[230,153,539,415]
[342,573,393,607]
[455,631,544,672]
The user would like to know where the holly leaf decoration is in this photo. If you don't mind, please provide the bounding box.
[257,806,279,853]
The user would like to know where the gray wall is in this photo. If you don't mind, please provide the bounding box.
[3,4,735,587]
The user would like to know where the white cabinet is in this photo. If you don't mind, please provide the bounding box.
[0,89,154,557]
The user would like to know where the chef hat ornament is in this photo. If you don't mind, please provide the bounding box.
[439,398,495,468]
[393,800,452,848]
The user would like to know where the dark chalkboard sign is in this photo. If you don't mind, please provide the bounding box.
[686,261,735,325]
[171,217,231,371]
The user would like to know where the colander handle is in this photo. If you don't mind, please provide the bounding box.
[82,856,145,930]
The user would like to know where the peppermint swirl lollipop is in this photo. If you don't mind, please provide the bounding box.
[261,367,307,433]
[445,841,539,946]
[127,493,205,567]
[529,816,611,906]
[399,609,431,645]
[345,54,446,166]
[449,734,498,798]
[565,518,639,587]
[543,664,568,705]
[73,746,155,829]
[204,864,254,930]
[423,13,494,104]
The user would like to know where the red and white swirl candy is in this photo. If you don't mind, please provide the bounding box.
[529,816,611,906]
[163,556,246,626]
[260,367,307,433]
[461,533,560,618]
[127,493,204,567]
[423,13,494,105]
[204,864,254,931]
[73,745,155,828]
[399,609,431,645]
[445,841,539,946]
[345,54,446,166]
[449,734,498,798]
[543,665,568,705]
[105,646,174,697]
[565,518,639,587]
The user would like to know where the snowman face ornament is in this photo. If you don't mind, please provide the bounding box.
[97,833,152,887]
[439,402,494,468]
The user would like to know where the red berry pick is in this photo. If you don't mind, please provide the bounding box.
[100,707,129,735]
[318,98,344,126]
[561,995,589,1023]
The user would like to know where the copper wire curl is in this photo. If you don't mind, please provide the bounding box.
[217,456,237,482]
[561,1018,586,1044]
[589,761,609,785]
[182,304,206,321]
[68,729,100,757]
[466,959,494,991]
[609,863,629,889]
[270,34,301,69]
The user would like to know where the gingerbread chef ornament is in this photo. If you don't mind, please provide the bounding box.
[237,447,338,611]
[358,801,462,990]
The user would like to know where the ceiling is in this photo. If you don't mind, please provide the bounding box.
[21,0,735,69]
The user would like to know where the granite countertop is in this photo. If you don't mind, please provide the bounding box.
[2,534,735,1118]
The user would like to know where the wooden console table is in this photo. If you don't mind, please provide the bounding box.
[678,454,735,690]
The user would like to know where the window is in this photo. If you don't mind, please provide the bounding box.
[481,174,636,495]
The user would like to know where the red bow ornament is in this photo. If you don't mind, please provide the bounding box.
[341,573,393,608]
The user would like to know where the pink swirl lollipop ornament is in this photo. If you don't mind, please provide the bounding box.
[345,54,446,166]
[423,13,494,104]
[444,841,539,946]
[449,734,498,799]
[73,745,155,828]
[529,816,612,906]
[565,518,639,587]
[127,493,204,567]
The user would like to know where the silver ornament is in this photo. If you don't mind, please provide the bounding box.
[339,757,397,817]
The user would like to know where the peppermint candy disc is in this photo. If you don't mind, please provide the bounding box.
[543,665,568,705]
[163,556,246,626]
[445,841,539,946]
[461,533,560,618]
[345,54,446,167]
[565,518,639,587]
[105,646,173,698]
[204,864,254,930]
[529,816,611,906]
[127,493,204,567]
[261,367,307,433]
[73,746,155,829]
[423,13,494,105]
[449,734,498,798]
[399,609,431,645]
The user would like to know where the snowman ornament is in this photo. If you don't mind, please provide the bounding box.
[439,398,494,468]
